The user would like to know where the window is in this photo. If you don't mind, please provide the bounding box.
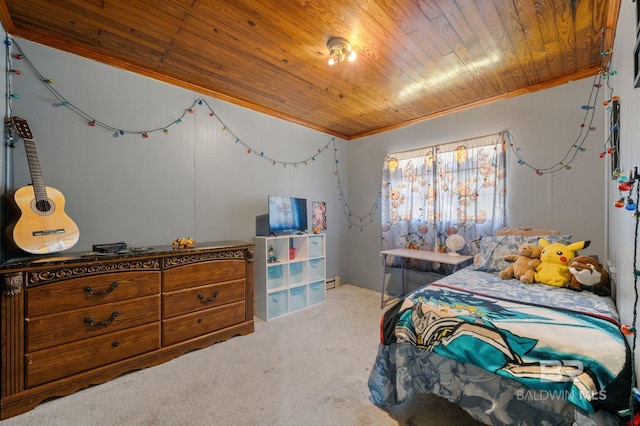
[381,132,507,269]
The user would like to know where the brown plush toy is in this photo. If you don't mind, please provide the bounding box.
[567,256,611,296]
[499,243,542,284]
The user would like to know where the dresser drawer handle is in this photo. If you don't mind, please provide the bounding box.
[84,311,119,327]
[84,281,119,296]
[197,290,220,303]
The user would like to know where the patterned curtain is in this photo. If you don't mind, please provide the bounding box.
[381,132,507,270]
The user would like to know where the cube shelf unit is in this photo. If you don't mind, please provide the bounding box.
[254,234,326,320]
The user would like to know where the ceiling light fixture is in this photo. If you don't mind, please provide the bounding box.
[327,37,356,66]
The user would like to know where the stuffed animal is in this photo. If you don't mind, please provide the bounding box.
[533,238,590,287]
[499,243,541,283]
[567,256,611,296]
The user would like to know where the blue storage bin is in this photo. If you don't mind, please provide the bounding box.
[309,281,325,305]
[289,285,308,312]
[267,265,284,290]
[308,236,323,258]
[268,290,289,320]
[289,262,304,284]
[308,258,324,281]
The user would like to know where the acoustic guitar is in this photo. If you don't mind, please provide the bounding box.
[4,116,79,254]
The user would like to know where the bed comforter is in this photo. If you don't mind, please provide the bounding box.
[368,266,631,425]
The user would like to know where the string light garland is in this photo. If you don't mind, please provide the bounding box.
[616,171,640,423]
[4,37,379,231]
[507,29,618,175]
[5,29,617,229]
[330,142,381,231]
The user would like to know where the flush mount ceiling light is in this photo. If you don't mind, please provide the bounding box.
[327,37,356,66]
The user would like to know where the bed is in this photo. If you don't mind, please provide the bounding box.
[368,232,632,426]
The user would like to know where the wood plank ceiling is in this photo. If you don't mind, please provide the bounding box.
[0,0,620,140]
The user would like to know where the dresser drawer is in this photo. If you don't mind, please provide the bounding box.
[27,271,161,317]
[162,260,245,292]
[26,295,160,351]
[163,279,245,319]
[162,301,245,346]
[25,322,160,388]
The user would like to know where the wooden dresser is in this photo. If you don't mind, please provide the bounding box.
[0,240,254,420]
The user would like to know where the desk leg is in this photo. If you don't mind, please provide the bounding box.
[380,254,386,308]
[400,260,406,298]
[381,255,407,308]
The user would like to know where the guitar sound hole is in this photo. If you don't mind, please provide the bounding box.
[33,199,54,214]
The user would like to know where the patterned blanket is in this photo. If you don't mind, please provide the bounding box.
[374,267,631,416]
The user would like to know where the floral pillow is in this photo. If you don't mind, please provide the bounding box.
[474,234,573,273]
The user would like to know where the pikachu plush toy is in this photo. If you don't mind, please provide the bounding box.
[533,238,590,287]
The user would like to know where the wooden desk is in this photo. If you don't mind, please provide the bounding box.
[379,248,473,308]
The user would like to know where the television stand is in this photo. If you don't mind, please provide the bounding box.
[253,234,326,320]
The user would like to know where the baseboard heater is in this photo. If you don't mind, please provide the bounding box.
[326,276,340,290]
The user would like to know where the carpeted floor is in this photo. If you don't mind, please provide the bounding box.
[0,284,483,426]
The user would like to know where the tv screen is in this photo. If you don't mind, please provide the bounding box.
[268,195,308,235]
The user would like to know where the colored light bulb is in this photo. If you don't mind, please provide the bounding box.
[625,198,637,210]
[621,324,636,335]
[619,182,633,191]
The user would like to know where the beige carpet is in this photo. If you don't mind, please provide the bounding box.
[1,284,482,426]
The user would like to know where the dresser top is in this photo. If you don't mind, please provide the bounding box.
[1,240,253,271]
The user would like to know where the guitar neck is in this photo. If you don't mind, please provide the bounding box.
[22,138,48,202]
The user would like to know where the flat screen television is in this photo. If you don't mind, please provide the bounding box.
[268,195,308,235]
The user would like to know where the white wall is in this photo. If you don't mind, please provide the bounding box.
[1,38,349,282]
[608,0,640,379]
[347,79,606,291]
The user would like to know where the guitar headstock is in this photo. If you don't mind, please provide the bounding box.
[12,116,33,140]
